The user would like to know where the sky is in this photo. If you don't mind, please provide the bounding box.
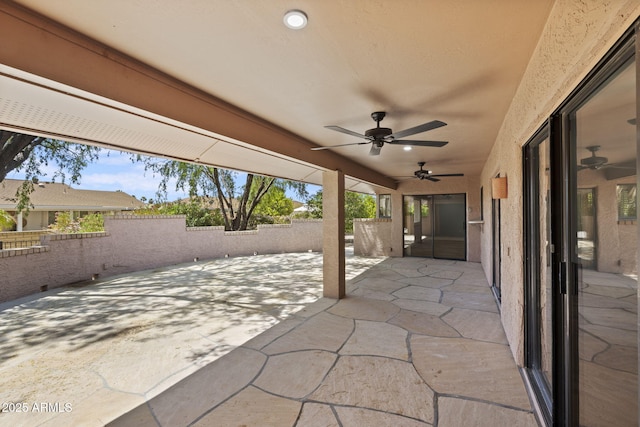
[6,148,319,203]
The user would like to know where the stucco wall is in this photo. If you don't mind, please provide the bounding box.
[354,218,393,257]
[480,1,640,365]
[0,215,322,303]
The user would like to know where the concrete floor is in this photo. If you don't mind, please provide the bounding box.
[0,253,538,426]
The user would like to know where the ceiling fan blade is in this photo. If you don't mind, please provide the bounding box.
[387,139,448,147]
[311,141,369,150]
[324,125,368,139]
[424,176,440,182]
[430,173,464,177]
[369,145,382,156]
[605,160,636,169]
[389,120,447,139]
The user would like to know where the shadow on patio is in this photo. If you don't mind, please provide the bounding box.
[107,257,537,427]
[0,250,381,426]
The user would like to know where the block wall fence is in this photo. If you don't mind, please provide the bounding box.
[0,215,323,303]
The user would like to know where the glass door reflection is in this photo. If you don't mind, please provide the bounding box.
[572,58,637,426]
[403,194,466,260]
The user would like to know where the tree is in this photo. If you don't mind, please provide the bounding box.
[141,159,307,231]
[0,209,16,231]
[0,130,102,212]
[133,198,225,227]
[306,191,324,219]
[253,187,294,217]
[305,190,376,233]
[344,191,376,233]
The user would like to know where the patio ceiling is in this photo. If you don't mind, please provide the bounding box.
[0,0,555,192]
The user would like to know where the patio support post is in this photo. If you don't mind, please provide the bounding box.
[391,192,404,257]
[322,169,345,299]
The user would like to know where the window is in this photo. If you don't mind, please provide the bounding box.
[618,184,637,220]
[378,194,391,218]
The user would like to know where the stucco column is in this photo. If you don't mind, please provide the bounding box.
[16,212,23,232]
[322,170,345,299]
[391,192,404,257]
[413,199,422,243]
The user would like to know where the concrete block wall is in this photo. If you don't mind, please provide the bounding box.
[0,216,322,303]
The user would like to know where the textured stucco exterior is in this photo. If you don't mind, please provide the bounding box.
[480,0,640,365]
[0,216,322,303]
[354,218,393,257]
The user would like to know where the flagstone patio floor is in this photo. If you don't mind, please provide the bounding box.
[0,252,538,426]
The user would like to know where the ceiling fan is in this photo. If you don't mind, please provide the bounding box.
[411,162,464,182]
[579,145,609,170]
[578,145,636,178]
[311,111,448,156]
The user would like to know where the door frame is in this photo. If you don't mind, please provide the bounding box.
[492,181,501,303]
[402,193,467,260]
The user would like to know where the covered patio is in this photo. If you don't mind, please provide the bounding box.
[108,257,533,427]
[0,252,534,426]
[2,2,639,425]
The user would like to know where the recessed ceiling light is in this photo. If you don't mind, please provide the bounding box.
[403,146,412,151]
[284,10,308,30]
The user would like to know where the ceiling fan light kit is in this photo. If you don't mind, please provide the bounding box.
[313,111,449,156]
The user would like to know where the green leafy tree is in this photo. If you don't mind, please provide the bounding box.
[344,191,376,233]
[253,187,294,217]
[305,190,376,233]
[0,209,16,231]
[164,199,225,227]
[132,198,224,227]
[49,212,104,233]
[78,213,105,232]
[141,159,307,231]
[0,131,102,213]
[306,191,324,219]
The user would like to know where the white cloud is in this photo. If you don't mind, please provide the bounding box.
[80,171,186,201]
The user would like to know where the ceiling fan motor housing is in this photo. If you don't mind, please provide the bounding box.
[365,127,393,139]
[581,155,608,167]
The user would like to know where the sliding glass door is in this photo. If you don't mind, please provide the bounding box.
[403,194,466,260]
[524,28,638,426]
[524,129,553,425]
[571,54,637,427]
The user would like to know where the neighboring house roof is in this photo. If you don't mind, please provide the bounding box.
[0,179,145,211]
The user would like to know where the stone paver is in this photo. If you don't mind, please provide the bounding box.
[2,253,539,426]
[340,320,409,360]
[108,257,535,427]
[411,336,531,410]
[438,397,538,427]
[0,250,381,427]
[253,350,337,398]
[310,355,435,423]
[193,386,301,426]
